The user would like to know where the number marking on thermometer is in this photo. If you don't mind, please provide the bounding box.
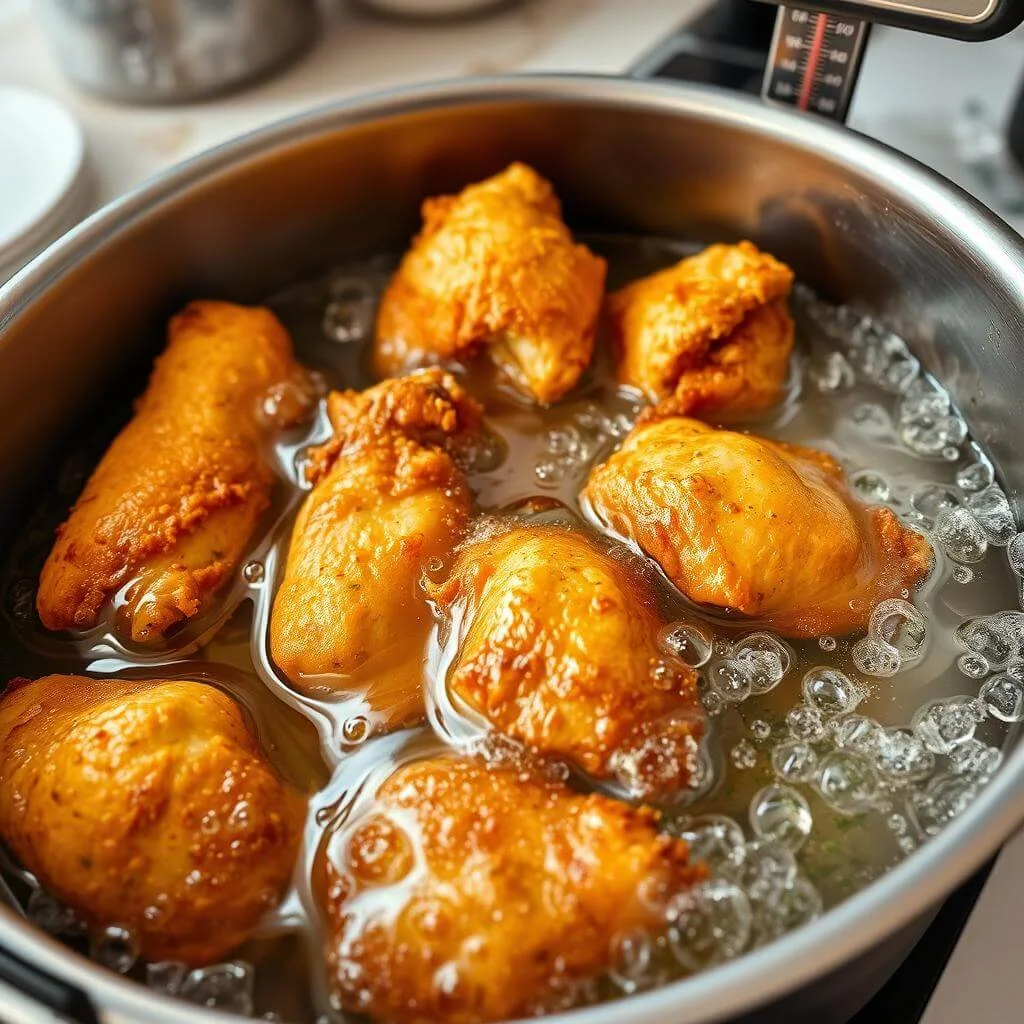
[763,7,870,122]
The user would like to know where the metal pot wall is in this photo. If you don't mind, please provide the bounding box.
[1,76,1024,1024]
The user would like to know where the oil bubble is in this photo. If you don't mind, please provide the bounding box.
[934,507,988,563]
[874,728,935,783]
[801,667,863,717]
[912,697,982,754]
[869,598,928,663]
[180,961,254,1015]
[852,636,901,678]
[668,814,746,878]
[732,633,790,694]
[749,785,813,851]
[957,652,990,679]
[730,739,758,770]
[830,714,884,754]
[980,674,1024,722]
[817,751,878,815]
[966,486,1016,545]
[91,924,138,975]
[659,622,713,668]
[711,661,753,703]
[771,740,819,783]
[667,880,751,970]
[786,705,826,742]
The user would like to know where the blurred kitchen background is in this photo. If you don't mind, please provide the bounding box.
[2,0,1024,1021]
[3,0,1024,249]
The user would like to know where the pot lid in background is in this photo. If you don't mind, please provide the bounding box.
[0,86,89,284]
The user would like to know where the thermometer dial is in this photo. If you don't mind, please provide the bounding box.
[762,7,871,121]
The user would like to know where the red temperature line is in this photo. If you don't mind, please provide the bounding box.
[798,14,829,111]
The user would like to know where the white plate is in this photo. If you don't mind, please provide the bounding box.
[0,86,85,265]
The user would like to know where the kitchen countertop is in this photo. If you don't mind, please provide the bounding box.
[2,1,1024,1022]
[0,0,702,206]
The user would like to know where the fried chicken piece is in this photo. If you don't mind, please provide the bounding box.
[430,525,703,800]
[374,163,606,405]
[0,675,305,964]
[584,415,932,638]
[319,756,703,1023]
[610,241,795,416]
[37,301,310,644]
[270,370,482,729]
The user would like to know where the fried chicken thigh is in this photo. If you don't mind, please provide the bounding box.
[374,163,606,405]
[584,415,932,638]
[37,301,309,643]
[0,675,305,964]
[431,525,703,800]
[319,756,703,1023]
[610,241,795,417]
[270,371,482,729]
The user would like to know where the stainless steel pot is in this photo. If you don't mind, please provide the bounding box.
[35,0,318,104]
[1,75,1024,1024]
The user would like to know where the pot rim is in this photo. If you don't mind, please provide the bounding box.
[2,73,1024,1024]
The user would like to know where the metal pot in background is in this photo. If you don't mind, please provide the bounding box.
[35,0,319,104]
[2,76,1024,1023]
[353,0,518,18]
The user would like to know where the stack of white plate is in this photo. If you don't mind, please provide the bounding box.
[0,86,90,285]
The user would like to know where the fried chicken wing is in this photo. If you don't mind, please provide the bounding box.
[374,163,607,405]
[430,525,703,800]
[37,301,310,644]
[319,756,703,1023]
[0,675,305,964]
[610,241,795,416]
[584,415,932,638]
[270,371,482,729]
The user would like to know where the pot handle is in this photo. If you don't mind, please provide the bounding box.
[0,946,99,1024]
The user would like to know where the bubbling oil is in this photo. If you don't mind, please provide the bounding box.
[0,235,1021,1021]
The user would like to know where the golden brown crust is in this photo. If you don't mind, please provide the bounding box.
[270,371,482,728]
[320,756,704,1023]
[36,301,307,643]
[610,242,794,415]
[431,525,703,799]
[310,368,485,484]
[584,416,933,638]
[373,163,607,405]
[0,675,305,965]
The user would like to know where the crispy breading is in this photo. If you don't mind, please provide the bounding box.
[0,675,304,964]
[269,371,482,729]
[610,242,794,415]
[37,301,308,643]
[584,415,933,638]
[374,163,606,404]
[319,756,704,1023]
[430,525,703,800]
